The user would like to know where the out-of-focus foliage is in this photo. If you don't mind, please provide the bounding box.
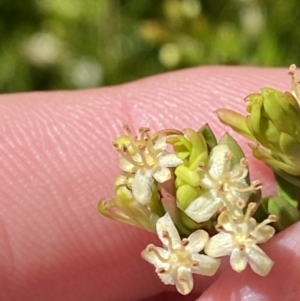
[0,0,299,92]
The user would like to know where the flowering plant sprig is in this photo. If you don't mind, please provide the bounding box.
[99,66,300,295]
[217,65,300,231]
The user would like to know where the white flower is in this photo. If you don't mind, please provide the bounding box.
[289,64,300,104]
[115,126,183,205]
[185,144,261,223]
[141,213,220,295]
[204,203,276,276]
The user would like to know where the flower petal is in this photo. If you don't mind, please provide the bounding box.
[253,225,276,244]
[159,153,183,168]
[217,211,235,232]
[132,169,154,205]
[154,134,167,151]
[156,213,182,249]
[246,245,274,276]
[204,232,233,257]
[114,175,127,186]
[175,266,194,295]
[152,167,171,183]
[141,245,169,269]
[230,248,248,273]
[185,190,222,223]
[207,144,231,180]
[191,254,221,276]
[157,269,175,285]
[186,230,209,253]
[230,186,251,203]
[119,157,136,173]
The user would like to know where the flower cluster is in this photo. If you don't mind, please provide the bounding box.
[205,203,276,276]
[184,144,261,223]
[114,125,183,205]
[99,122,279,295]
[141,213,220,295]
[99,66,300,295]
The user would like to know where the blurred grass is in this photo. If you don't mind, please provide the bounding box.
[0,0,300,92]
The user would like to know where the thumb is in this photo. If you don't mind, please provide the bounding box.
[0,66,290,301]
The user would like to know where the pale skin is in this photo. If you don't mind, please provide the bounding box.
[0,67,300,301]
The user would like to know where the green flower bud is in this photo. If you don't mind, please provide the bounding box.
[176,184,201,209]
[175,164,202,187]
[171,127,212,182]
[216,109,254,140]
[99,175,159,232]
[218,87,300,177]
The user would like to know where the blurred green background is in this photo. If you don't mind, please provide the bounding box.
[0,0,299,93]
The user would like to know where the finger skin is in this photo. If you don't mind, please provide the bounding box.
[0,67,292,300]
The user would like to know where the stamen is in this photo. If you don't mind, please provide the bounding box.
[254,214,277,233]
[179,277,188,283]
[289,64,300,102]
[215,224,224,232]
[138,127,149,143]
[153,129,183,139]
[139,127,150,135]
[236,198,246,209]
[112,142,119,149]
[162,230,169,238]
[138,145,152,169]
[147,244,168,262]
[162,230,175,251]
[220,151,233,178]
[230,164,248,182]
[156,267,166,274]
[240,158,248,168]
[140,127,158,159]
[225,151,233,161]
[244,202,257,223]
[223,190,234,203]
[198,163,205,169]
[218,205,227,213]
[226,212,239,235]
[230,180,261,193]
[216,221,233,236]
[251,180,262,190]
[198,164,217,184]
[123,124,140,154]
[115,145,141,168]
[182,238,189,246]
[192,261,199,267]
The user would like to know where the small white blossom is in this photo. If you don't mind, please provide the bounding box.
[205,203,276,276]
[141,213,220,295]
[115,126,183,205]
[185,144,261,223]
[289,64,300,104]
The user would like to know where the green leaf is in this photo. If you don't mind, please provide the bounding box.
[273,168,300,188]
[198,123,217,151]
[252,197,270,222]
[219,133,245,166]
[274,173,299,208]
[268,196,300,231]
[251,145,300,176]
[263,88,295,136]
[185,128,208,168]
[280,132,300,166]
[216,109,254,140]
